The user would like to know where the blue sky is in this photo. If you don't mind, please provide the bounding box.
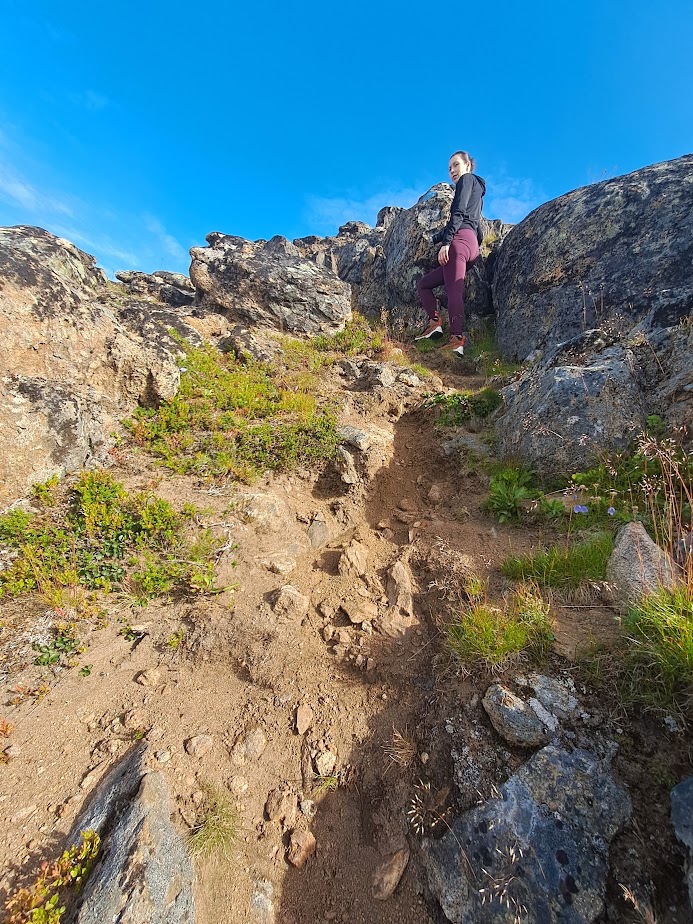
[1,0,692,278]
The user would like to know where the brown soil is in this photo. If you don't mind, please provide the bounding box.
[0,356,690,924]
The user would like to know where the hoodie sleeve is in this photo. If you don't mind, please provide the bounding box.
[440,174,476,245]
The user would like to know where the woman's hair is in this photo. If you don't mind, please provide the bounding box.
[451,151,476,172]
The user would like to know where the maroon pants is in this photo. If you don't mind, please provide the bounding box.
[417,228,479,336]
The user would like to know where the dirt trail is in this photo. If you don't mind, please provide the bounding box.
[1,360,690,924]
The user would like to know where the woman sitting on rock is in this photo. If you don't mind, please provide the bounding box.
[416,151,486,355]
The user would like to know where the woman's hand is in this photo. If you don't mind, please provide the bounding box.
[438,245,450,266]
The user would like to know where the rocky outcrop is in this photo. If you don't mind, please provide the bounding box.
[496,341,649,479]
[0,226,205,508]
[189,233,352,335]
[292,190,510,329]
[671,776,693,911]
[115,269,195,308]
[493,154,693,362]
[425,745,631,924]
[492,155,693,477]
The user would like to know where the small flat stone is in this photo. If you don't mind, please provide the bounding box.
[80,762,107,790]
[296,704,314,736]
[338,541,369,578]
[265,787,296,825]
[135,667,162,687]
[372,846,410,900]
[185,735,213,758]
[482,684,552,747]
[287,830,316,868]
[342,599,378,625]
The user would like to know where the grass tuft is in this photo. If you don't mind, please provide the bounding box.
[446,582,554,674]
[502,533,613,591]
[188,783,240,861]
[621,585,693,712]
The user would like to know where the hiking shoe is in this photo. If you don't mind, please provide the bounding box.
[442,334,466,356]
[415,318,444,340]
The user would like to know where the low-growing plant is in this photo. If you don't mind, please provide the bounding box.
[4,830,100,924]
[33,625,83,667]
[424,388,501,427]
[312,773,339,799]
[124,338,339,481]
[382,726,417,768]
[502,533,613,592]
[486,467,535,523]
[32,475,60,507]
[446,583,554,674]
[621,584,693,713]
[313,313,385,356]
[188,782,240,860]
[0,470,230,606]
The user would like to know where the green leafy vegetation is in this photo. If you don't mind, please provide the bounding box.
[486,466,535,523]
[5,830,100,924]
[188,782,240,860]
[446,582,554,673]
[501,533,613,590]
[124,339,339,480]
[33,625,83,666]
[313,313,385,356]
[0,470,230,606]
[424,387,501,427]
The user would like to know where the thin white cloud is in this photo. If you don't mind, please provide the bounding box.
[484,173,546,224]
[0,160,75,216]
[143,214,188,263]
[52,225,141,267]
[305,187,421,234]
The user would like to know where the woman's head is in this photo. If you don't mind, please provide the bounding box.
[449,151,475,183]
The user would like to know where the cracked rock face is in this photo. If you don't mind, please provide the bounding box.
[190,233,352,335]
[424,745,631,924]
[493,154,693,363]
[0,226,200,507]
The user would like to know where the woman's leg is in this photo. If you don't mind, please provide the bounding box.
[442,229,479,336]
[417,266,445,320]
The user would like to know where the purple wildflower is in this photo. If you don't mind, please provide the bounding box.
[607,506,615,516]
[573,504,588,514]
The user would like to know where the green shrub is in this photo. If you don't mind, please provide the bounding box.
[446,583,554,673]
[502,533,613,590]
[124,340,339,480]
[0,471,227,605]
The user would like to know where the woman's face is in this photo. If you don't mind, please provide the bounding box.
[449,154,470,183]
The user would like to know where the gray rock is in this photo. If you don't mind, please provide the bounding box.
[493,154,693,362]
[190,232,351,335]
[496,346,647,479]
[522,674,579,721]
[671,776,693,911]
[482,684,552,747]
[69,745,194,924]
[115,270,195,308]
[307,515,330,548]
[335,446,360,485]
[425,745,631,923]
[185,735,213,758]
[440,432,494,460]
[606,521,676,610]
[250,879,275,924]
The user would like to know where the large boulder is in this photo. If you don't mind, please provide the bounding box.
[424,745,631,924]
[493,154,693,362]
[189,232,352,335]
[0,226,201,508]
[496,341,648,479]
